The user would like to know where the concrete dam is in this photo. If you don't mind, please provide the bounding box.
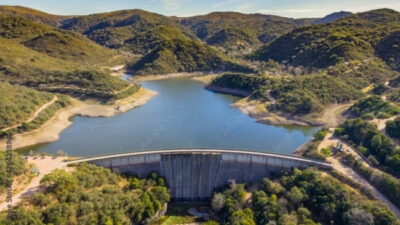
[70,149,331,201]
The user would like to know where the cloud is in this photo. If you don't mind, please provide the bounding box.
[160,0,184,11]
[211,0,243,9]
[233,2,255,12]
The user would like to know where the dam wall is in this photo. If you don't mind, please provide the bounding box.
[71,149,331,201]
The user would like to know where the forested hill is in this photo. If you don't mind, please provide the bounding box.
[252,9,400,69]
[0,6,73,27]
[0,15,114,64]
[60,9,197,49]
[312,11,353,24]
[128,38,252,75]
[176,12,314,50]
[0,14,139,101]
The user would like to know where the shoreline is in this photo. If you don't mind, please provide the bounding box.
[129,71,220,82]
[194,76,352,128]
[203,83,325,127]
[191,75,327,127]
[205,84,252,97]
[0,88,158,150]
[232,97,326,127]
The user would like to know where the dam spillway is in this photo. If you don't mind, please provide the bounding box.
[70,149,331,201]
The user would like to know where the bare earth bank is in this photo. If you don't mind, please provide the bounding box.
[0,88,158,150]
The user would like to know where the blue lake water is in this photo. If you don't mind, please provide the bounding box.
[21,77,317,157]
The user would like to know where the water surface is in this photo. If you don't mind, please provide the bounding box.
[22,77,316,157]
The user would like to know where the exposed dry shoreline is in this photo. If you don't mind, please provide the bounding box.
[232,97,326,126]
[191,76,327,127]
[129,71,220,82]
[0,88,158,150]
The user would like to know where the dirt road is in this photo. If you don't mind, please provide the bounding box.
[0,156,69,212]
[319,132,400,219]
[1,96,58,132]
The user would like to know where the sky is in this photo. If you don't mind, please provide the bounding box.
[1,0,400,18]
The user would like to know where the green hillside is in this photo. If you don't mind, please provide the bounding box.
[0,82,54,129]
[377,30,400,71]
[210,73,361,114]
[178,12,309,50]
[0,5,72,27]
[128,38,251,75]
[0,16,115,64]
[122,25,188,54]
[61,9,196,50]
[206,27,259,50]
[0,15,136,101]
[252,9,400,68]
[0,36,77,74]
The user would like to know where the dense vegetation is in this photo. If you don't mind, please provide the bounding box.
[0,94,71,138]
[341,154,400,209]
[386,75,400,105]
[376,30,400,71]
[0,82,54,129]
[0,6,72,27]
[210,73,361,114]
[347,96,400,119]
[128,38,251,75]
[311,11,353,25]
[210,73,270,94]
[1,164,170,224]
[270,75,361,114]
[0,151,28,191]
[211,168,399,225]
[335,119,400,176]
[122,25,189,54]
[0,16,114,64]
[206,27,259,51]
[61,9,195,49]
[0,16,137,101]
[252,9,400,69]
[178,12,312,50]
[386,116,400,139]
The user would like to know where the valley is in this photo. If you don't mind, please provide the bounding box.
[0,4,400,225]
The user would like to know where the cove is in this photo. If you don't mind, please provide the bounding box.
[21,77,317,157]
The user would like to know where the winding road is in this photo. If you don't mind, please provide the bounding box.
[1,96,58,132]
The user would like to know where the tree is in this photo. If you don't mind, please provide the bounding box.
[227,208,255,225]
[212,193,225,212]
[287,187,306,207]
[57,150,66,157]
[8,207,44,225]
[388,154,400,174]
[314,130,328,141]
[344,208,374,225]
[321,148,332,157]
[40,169,76,194]
[386,117,400,139]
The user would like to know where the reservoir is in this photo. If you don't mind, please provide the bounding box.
[23,77,317,157]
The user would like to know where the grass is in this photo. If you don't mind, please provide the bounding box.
[151,204,201,225]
